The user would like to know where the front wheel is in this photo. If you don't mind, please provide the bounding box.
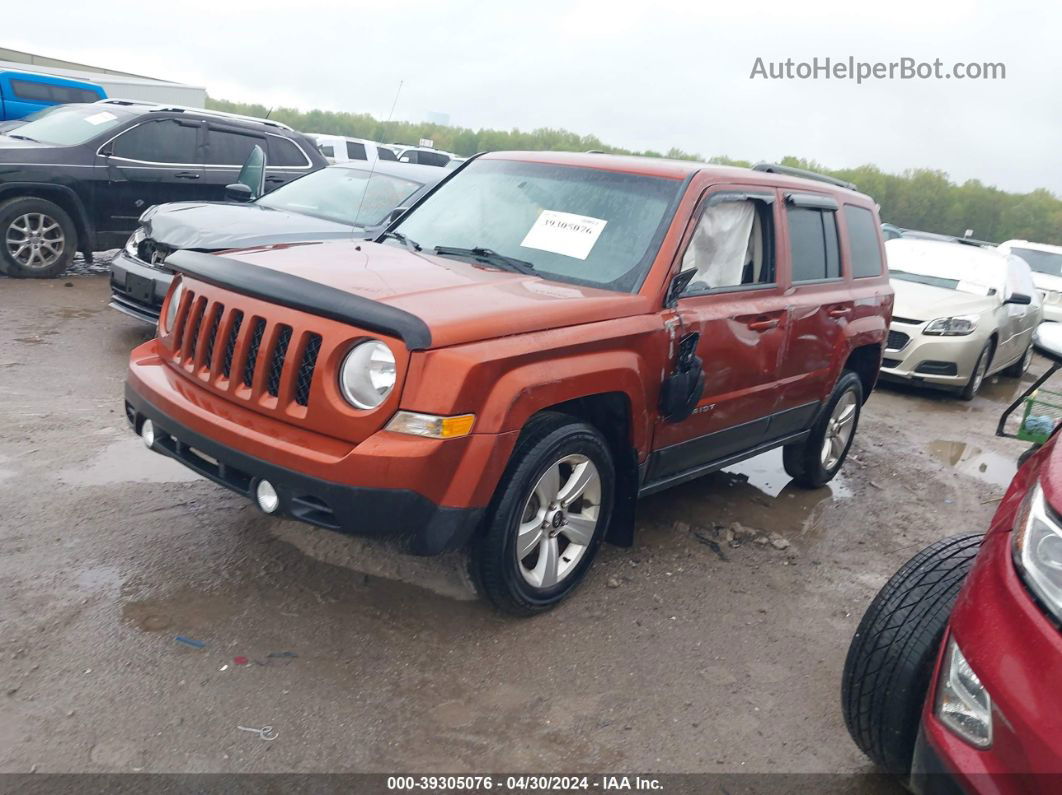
[783,371,863,488]
[841,534,983,775]
[959,342,992,400]
[1001,343,1033,379]
[471,412,614,617]
[0,196,77,278]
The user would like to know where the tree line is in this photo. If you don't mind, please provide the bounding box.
[208,98,1062,246]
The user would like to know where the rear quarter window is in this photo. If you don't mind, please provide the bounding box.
[206,127,267,166]
[345,141,367,160]
[844,205,884,278]
[267,136,309,167]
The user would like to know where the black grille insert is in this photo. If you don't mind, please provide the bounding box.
[266,325,293,397]
[242,318,266,388]
[186,298,206,362]
[294,334,322,406]
[221,310,244,378]
[202,303,224,369]
[886,330,910,351]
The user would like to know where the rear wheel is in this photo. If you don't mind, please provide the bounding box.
[783,371,862,488]
[841,533,983,775]
[471,412,614,616]
[0,197,77,278]
[1001,343,1033,379]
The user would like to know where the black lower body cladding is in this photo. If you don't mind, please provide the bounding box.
[124,386,482,555]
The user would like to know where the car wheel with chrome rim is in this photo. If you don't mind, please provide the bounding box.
[472,412,614,616]
[784,370,864,488]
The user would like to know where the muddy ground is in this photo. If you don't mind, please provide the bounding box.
[0,271,1039,782]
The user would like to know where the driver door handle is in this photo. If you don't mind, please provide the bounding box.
[746,317,780,331]
[174,171,201,180]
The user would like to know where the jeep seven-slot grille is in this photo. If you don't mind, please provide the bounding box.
[171,290,322,409]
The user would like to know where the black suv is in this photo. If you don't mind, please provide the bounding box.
[0,100,325,278]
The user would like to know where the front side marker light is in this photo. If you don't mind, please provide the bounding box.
[936,637,993,748]
[386,411,475,439]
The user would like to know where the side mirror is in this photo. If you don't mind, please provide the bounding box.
[1006,292,1032,306]
[664,269,698,308]
[234,144,267,200]
[225,183,254,202]
[1034,324,1062,363]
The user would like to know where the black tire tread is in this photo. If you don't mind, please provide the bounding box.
[784,370,863,488]
[471,411,612,617]
[841,533,983,774]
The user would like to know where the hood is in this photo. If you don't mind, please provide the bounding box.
[890,279,997,322]
[142,202,356,251]
[1031,271,1062,293]
[221,240,651,349]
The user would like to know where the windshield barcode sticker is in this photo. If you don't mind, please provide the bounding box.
[84,111,117,125]
[520,210,607,260]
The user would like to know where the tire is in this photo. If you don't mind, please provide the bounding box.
[841,533,983,775]
[0,196,77,278]
[783,371,863,488]
[471,412,614,617]
[959,342,993,401]
[1001,342,1033,379]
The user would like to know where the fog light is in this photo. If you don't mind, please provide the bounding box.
[255,480,280,514]
[936,637,993,748]
[140,419,156,449]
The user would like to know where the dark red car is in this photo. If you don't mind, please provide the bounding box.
[843,324,1062,792]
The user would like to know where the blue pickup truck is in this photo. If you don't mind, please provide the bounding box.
[0,71,106,121]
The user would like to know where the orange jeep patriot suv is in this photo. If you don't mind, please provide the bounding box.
[125,152,893,615]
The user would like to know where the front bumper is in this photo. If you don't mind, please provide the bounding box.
[109,249,172,324]
[911,530,1062,792]
[880,321,987,388]
[124,343,500,555]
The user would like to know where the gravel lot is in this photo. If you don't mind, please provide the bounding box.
[0,269,1039,783]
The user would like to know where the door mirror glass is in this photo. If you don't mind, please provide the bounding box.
[1034,324,1062,362]
[235,144,266,199]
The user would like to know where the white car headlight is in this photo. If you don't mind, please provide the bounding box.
[163,278,184,334]
[935,637,992,748]
[339,340,396,409]
[125,226,147,258]
[924,314,979,336]
[1012,483,1062,624]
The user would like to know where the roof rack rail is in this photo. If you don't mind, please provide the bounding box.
[95,98,294,131]
[752,162,856,191]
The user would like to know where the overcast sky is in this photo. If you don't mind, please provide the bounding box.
[6,0,1060,195]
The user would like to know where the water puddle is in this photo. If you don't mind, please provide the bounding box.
[927,440,1016,488]
[723,447,853,500]
[59,436,200,486]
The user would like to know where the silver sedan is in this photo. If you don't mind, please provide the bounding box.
[881,238,1042,400]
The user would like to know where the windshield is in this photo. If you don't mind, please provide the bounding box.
[1012,247,1062,276]
[9,105,129,145]
[391,159,684,292]
[256,167,423,227]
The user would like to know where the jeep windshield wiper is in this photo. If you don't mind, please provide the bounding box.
[433,246,536,275]
[379,230,422,252]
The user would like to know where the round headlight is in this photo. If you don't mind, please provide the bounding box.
[163,278,184,333]
[339,340,396,409]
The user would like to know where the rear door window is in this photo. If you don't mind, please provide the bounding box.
[844,205,884,278]
[267,136,309,167]
[345,141,367,160]
[377,147,398,161]
[787,206,841,282]
[110,119,199,164]
[205,126,267,166]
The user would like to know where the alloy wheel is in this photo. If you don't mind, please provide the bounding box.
[5,213,65,271]
[515,454,601,588]
[821,390,858,470]
[971,352,988,394]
